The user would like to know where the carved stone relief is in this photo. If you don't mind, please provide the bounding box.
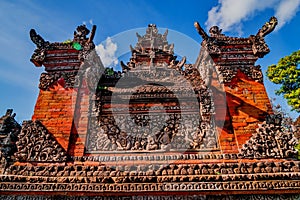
[216,65,263,83]
[239,114,298,159]
[14,120,67,162]
[39,71,78,90]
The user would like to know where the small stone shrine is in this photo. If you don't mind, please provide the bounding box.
[0,17,300,199]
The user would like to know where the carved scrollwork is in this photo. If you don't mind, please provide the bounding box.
[250,65,263,82]
[216,66,236,83]
[14,120,67,162]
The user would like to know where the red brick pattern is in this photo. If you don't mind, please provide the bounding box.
[32,84,76,151]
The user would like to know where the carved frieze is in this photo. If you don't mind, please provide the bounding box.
[14,120,67,162]
[0,194,299,200]
[5,160,300,182]
[0,180,299,193]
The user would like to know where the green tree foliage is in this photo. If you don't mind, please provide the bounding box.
[267,50,300,112]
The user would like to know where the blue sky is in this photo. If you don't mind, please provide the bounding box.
[0,0,300,122]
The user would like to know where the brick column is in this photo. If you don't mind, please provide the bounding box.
[195,18,276,153]
[29,25,98,156]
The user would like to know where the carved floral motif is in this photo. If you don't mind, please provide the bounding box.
[239,114,298,159]
[14,120,67,162]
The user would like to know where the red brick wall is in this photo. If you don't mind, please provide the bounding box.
[32,84,76,151]
[67,80,90,157]
[213,70,273,153]
[225,70,273,150]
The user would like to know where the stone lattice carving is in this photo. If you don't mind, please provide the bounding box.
[15,120,67,162]
[239,114,298,159]
[0,109,21,169]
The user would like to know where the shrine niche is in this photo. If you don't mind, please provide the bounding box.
[0,17,300,198]
[85,24,218,153]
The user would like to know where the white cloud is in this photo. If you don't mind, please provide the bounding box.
[275,0,300,29]
[96,37,118,68]
[205,0,300,35]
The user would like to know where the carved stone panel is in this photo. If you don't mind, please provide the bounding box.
[15,120,67,162]
[85,64,219,153]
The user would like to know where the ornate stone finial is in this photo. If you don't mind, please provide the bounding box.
[29,29,50,49]
[209,26,224,37]
[257,16,278,37]
[73,24,90,41]
[194,22,221,55]
[194,22,209,40]
[30,29,51,66]
[251,17,277,58]
[130,24,173,58]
